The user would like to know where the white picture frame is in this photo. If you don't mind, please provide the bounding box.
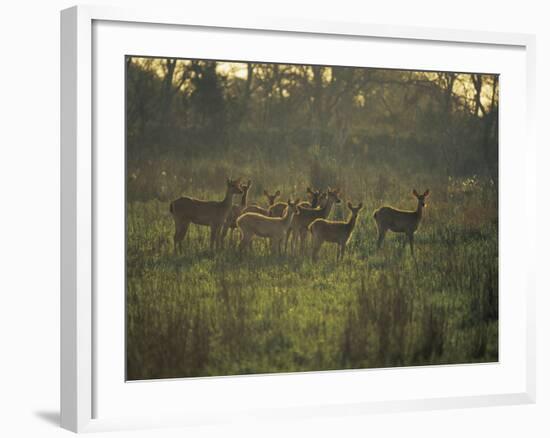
[60,4,537,433]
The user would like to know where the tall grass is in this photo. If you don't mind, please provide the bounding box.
[126,159,498,380]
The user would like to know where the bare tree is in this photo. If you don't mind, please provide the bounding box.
[471,74,499,187]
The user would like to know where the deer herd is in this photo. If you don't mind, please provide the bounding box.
[169,177,430,260]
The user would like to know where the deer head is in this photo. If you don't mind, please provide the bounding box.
[227,178,243,195]
[327,187,342,204]
[241,179,252,193]
[263,189,281,206]
[412,189,430,207]
[347,201,364,215]
[306,187,321,207]
[286,198,300,214]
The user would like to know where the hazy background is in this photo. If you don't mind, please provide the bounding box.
[126,58,498,203]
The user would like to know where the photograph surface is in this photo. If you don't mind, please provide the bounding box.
[125,56,498,380]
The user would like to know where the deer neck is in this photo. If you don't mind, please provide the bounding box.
[222,188,235,208]
[240,189,249,208]
[346,213,358,232]
[321,198,336,218]
[415,201,424,223]
[282,207,295,228]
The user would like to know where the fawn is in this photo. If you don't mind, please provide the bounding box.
[373,189,430,255]
[286,188,341,253]
[237,199,300,255]
[242,189,280,216]
[310,201,363,261]
[221,179,252,245]
[169,178,243,253]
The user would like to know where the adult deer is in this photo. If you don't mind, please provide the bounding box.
[237,199,300,255]
[268,187,321,217]
[310,201,363,261]
[169,178,242,253]
[242,189,280,216]
[221,179,252,245]
[286,188,341,253]
[373,189,430,255]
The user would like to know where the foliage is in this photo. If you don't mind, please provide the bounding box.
[126,167,498,379]
[126,58,498,184]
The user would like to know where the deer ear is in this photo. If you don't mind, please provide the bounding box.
[275,190,281,197]
[413,189,419,197]
[306,187,312,193]
[295,198,300,204]
[347,201,352,209]
[358,202,364,209]
[424,189,430,197]
[263,190,269,196]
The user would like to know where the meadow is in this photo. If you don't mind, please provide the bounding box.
[126,157,498,380]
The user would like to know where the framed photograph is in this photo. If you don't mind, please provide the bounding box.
[61,5,536,433]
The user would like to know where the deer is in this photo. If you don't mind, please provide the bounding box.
[286,187,341,254]
[242,189,280,216]
[268,187,322,217]
[220,179,252,246]
[236,199,300,255]
[169,178,242,253]
[373,189,430,255]
[305,187,323,208]
[309,201,364,261]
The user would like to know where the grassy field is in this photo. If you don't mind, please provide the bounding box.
[126,159,498,380]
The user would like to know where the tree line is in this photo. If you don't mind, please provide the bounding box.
[126,57,498,183]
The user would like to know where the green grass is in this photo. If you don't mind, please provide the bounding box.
[126,167,498,380]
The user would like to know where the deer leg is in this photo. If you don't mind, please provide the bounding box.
[271,238,280,255]
[376,227,387,250]
[339,243,346,261]
[238,233,245,252]
[174,220,190,254]
[407,233,414,256]
[173,230,179,255]
[296,229,303,254]
[291,226,301,254]
[239,232,246,252]
[217,225,224,250]
[210,225,220,251]
[311,235,322,261]
[173,223,180,254]
[299,229,308,255]
[238,230,249,253]
[284,228,292,253]
[220,222,230,248]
